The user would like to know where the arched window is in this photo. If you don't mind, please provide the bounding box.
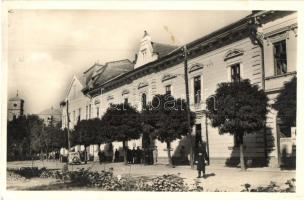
[142,93,147,109]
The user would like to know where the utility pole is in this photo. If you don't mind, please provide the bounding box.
[182,45,194,169]
[66,100,71,151]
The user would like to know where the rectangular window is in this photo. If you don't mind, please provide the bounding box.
[96,107,99,118]
[165,85,171,95]
[273,40,287,76]
[194,76,201,104]
[231,63,241,82]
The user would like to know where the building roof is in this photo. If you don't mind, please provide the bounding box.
[38,107,62,116]
[151,42,179,58]
[84,59,134,93]
[84,63,104,85]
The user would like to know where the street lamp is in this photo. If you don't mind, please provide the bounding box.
[180,45,195,169]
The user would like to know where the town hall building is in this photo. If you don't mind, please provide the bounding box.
[61,11,297,167]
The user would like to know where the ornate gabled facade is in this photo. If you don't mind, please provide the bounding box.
[61,11,297,167]
[60,74,90,129]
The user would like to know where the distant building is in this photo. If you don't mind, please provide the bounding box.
[38,107,62,126]
[8,92,24,121]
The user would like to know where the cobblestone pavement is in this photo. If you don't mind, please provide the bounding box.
[7,160,295,191]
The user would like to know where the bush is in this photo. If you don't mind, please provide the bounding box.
[149,174,188,192]
[241,179,296,192]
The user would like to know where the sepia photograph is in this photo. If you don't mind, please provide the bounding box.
[1,1,303,198]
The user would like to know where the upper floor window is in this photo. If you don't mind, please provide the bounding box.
[273,40,287,76]
[194,76,201,104]
[141,49,147,60]
[231,63,241,82]
[165,85,171,96]
[142,93,147,109]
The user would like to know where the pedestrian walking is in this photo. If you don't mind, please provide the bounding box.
[195,142,208,178]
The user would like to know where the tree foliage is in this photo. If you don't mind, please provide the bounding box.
[143,94,195,143]
[273,76,297,126]
[101,103,142,143]
[101,103,142,164]
[206,80,268,170]
[142,94,196,166]
[72,118,105,147]
[7,114,67,161]
[206,80,268,135]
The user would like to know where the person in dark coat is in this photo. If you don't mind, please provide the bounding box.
[195,142,208,178]
[114,149,120,162]
[98,150,102,164]
[136,147,142,164]
[126,147,131,164]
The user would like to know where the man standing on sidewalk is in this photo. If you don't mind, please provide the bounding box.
[195,142,208,178]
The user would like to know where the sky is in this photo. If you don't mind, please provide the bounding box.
[7,10,251,114]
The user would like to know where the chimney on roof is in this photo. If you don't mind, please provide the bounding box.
[143,30,149,38]
[133,54,138,64]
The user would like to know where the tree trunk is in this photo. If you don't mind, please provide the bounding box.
[84,145,87,164]
[166,141,173,167]
[123,141,127,165]
[239,133,246,170]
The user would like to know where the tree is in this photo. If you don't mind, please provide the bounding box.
[26,115,45,156]
[206,79,268,170]
[72,118,103,147]
[101,103,142,164]
[273,76,297,127]
[7,116,28,160]
[142,94,196,167]
[7,115,44,161]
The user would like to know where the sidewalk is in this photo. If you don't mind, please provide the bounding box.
[7,160,295,191]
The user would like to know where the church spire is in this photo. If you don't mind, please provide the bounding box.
[16,90,19,97]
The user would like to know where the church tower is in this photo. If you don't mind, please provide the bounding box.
[8,91,24,121]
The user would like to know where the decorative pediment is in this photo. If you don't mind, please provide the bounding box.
[224,49,244,61]
[189,63,204,73]
[138,82,149,89]
[107,95,114,101]
[162,74,177,82]
[122,89,130,95]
